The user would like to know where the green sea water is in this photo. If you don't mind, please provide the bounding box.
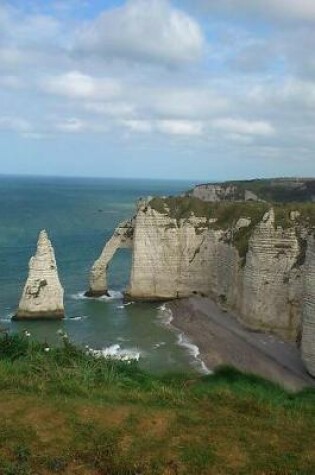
[0,175,205,373]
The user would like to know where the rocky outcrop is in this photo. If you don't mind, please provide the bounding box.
[86,219,134,297]
[190,178,315,203]
[301,236,315,377]
[14,230,64,320]
[191,183,260,202]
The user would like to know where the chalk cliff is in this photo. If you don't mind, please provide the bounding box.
[301,236,315,377]
[14,230,64,320]
[191,178,315,203]
[87,193,315,375]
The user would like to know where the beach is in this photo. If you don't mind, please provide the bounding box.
[169,296,315,391]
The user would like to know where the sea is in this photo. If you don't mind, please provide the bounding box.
[0,175,206,374]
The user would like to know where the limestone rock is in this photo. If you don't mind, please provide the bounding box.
[86,219,134,297]
[88,199,313,346]
[241,209,302,338]
[301,236,315,377]
[14,230,64,320]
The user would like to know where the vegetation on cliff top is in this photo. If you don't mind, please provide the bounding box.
[149,196,315,259]
[0,332,314,474]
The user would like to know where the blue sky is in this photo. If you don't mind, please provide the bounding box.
[0,0,314,180]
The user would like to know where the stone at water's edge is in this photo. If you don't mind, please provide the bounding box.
[302,236,315,377]
[13,230,64,320]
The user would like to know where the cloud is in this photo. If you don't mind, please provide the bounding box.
[56,117,86,132]
[85,101,135,118]
[156,120,204,136]
[41,71,121,99]
[121,120,152,133]
[212,118,275,136]
[75,0,204,65]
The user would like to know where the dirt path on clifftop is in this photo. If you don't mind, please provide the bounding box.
[169,297,315,391]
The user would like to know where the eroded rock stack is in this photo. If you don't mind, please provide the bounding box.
[14,230,64,320]
[301,236,315,377]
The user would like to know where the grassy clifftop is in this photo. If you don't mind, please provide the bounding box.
[149,196,315,228]
[149,196,315,259]
[0,333,314,474]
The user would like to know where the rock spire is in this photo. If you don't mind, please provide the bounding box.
[13,230,64,320]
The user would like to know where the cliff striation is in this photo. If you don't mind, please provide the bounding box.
[14,230,64,320]
[301,236,315,377]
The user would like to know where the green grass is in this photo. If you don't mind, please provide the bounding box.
[0,333,314,474]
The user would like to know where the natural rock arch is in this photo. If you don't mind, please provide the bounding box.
[85,219,134,297]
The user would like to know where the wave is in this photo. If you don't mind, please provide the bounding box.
[116,301,135,310]
[86,343,141,362]
[1,313,13,322]
[157,304,173,325]
[71,290,124,301]
[177,333,212,375]
[67,315,88,321]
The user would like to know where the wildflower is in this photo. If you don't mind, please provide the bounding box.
[24,331,31,337]
[44,347,50,353]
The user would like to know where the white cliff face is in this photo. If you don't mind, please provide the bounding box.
[191,183,260,202]
[301,236,315,376]
[87,219,134,296]
[14,230,64,320]
[127,202,239,301]
[241,210,302,339]
[125,203,308,340]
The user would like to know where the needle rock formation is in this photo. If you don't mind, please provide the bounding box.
[14,230,64,320]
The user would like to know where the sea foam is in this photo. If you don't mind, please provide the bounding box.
[71,290,124,301]
[86,343,140,362]
[177,333,212,375]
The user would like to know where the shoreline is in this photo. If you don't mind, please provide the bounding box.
[168,296,315,391]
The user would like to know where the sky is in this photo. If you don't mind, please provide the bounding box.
[0,0,315,180]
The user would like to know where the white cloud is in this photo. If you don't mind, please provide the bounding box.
[156,120,204,136]
[85,102,135,118]
[75,0,204,65]
[55,118,86,132]
[41,71,121,99]
[121,120,152,133]
[212,118,275,136]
